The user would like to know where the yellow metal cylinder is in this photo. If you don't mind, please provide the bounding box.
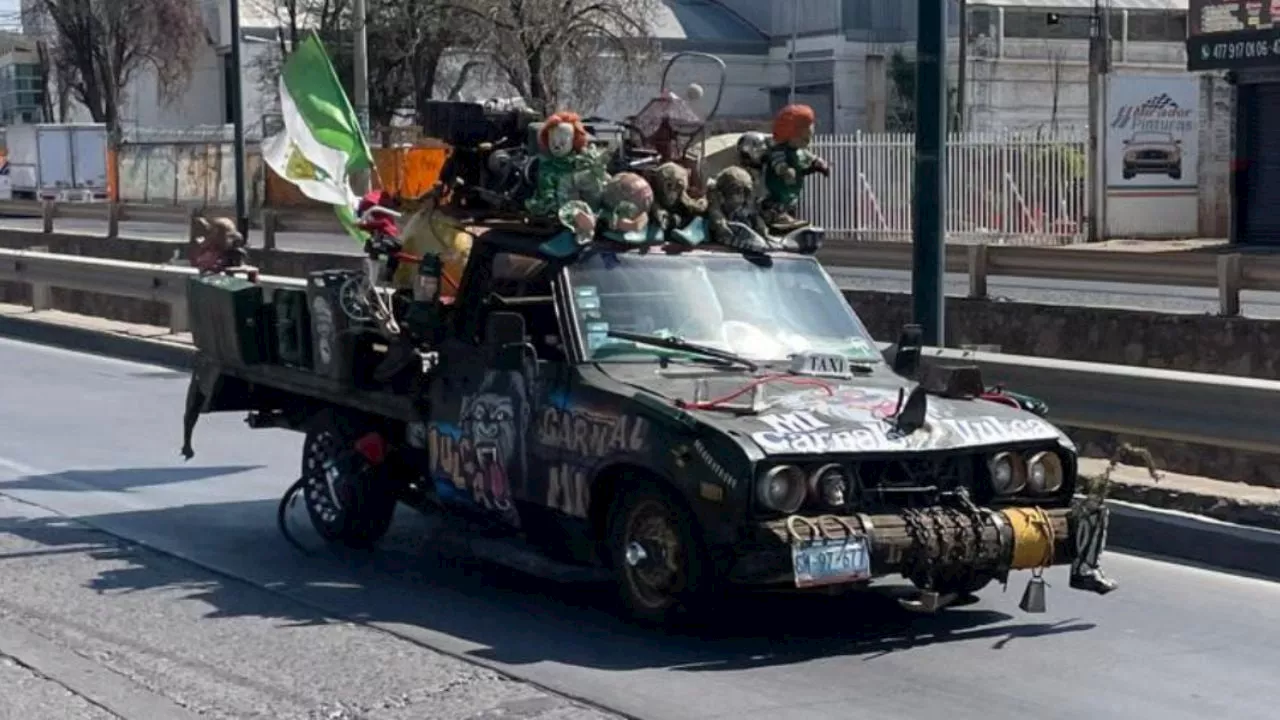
[1000,507,1056,570]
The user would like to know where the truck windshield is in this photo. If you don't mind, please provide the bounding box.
[564,250,883,364]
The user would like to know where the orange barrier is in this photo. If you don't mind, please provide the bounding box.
[107,147,119,202]
[265,144,451,207]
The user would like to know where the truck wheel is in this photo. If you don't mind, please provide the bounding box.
[606,483,712,627]
[300,410,397,549]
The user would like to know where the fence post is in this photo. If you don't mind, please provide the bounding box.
[261,209,278,251]
[169,296,190,334]
[967,244,989,298]
[187,207,202,244]
[41,200,54,233]
[1217,254,1242,317]
[107,202,121,238]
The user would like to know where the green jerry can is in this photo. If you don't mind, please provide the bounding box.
[187,274,267,366]
[272,287,313,370]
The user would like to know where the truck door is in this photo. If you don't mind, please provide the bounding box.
[422,247,565,530]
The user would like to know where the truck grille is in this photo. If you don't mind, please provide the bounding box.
[851,454,980,510]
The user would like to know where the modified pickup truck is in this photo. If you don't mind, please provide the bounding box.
[179,215,1116,626]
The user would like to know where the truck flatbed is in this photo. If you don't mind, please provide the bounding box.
[186,353,423,439]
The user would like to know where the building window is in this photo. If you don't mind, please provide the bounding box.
[1128,11,1187,42]
[1002,9,1122,40]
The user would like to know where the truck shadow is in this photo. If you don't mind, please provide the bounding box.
[0,465,263,493]
[0,494,1097,675]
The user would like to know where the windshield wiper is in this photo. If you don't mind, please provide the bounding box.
[605,330,759,371]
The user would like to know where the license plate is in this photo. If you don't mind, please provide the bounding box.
[791,535,871,588]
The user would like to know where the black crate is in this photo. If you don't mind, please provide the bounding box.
[271,287,313,370]
[306,270,367,384]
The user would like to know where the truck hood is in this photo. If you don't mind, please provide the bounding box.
[600,363,1070,456]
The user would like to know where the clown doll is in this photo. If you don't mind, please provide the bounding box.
[525,111,608,239]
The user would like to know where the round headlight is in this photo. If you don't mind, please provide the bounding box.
[989,451,1025,494]
[757,464,806,514]
[1027,451,1064,493]
[808,463,849,508]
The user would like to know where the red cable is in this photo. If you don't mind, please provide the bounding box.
[677,373,835,411]
[980,392,1021,409]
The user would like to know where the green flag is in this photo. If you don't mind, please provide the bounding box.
[261,32,375,242]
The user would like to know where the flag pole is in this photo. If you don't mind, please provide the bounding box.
[352,0,371,194]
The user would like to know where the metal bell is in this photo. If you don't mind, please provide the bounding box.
[1019,574,1047,613]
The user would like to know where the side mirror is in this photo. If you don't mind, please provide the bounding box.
[892,323,923,377]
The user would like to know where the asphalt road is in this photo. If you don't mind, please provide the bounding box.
[1,337,1278,719]
[8,216,1280,318]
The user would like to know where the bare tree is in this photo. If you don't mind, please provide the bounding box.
[24,0,206,130]
[250,0,473,135]
[464,0,661,115]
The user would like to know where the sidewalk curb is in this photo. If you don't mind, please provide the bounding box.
[2,310,1278,584]
[0,313,193,370]
[1104,499,1280,581]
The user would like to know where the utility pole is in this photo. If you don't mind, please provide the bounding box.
[957,0,968,130]
[912,0,947,346]
[229,0,248,237]
[352,0,371,194]
[1086,0,1111,242]
[788,0,799,102]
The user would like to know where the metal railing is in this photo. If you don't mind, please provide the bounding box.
[0,248,1278,454]
[802,129,1088,246]
[0,199,340,250]
[814,241,1274,317]
[0,219,1270,315]
[0,248,304,333]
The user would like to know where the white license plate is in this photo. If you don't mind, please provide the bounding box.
[791,536,872,588]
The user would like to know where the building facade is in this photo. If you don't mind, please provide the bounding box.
[1184,0,1278,245]
[0,31,43,125]
[8,1,1197,137]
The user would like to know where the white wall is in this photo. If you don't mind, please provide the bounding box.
[118,42,224,130]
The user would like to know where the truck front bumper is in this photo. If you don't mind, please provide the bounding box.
[728,497,1114,596]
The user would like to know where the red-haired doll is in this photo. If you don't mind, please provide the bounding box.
[526,110,609,243]
[761,103,830,232]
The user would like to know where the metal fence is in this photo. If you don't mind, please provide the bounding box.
[801,129,1089,246]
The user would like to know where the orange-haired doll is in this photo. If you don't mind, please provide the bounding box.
[761,104,830,231]
[525,110,607,226]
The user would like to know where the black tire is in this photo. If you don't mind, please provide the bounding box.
[299,409,398,549]
[605,481,713,627]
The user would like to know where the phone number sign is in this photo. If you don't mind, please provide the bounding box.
[1188,29,1280,70]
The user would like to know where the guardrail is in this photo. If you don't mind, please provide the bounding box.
[816,241,1279,317]
[1,248,1278,453]
[0,248,304,333]
[0,205,1272,317]
[0,199,340,251]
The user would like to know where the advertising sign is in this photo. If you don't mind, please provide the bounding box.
[1188,0,1280,71]
[1106,75,1199,190]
